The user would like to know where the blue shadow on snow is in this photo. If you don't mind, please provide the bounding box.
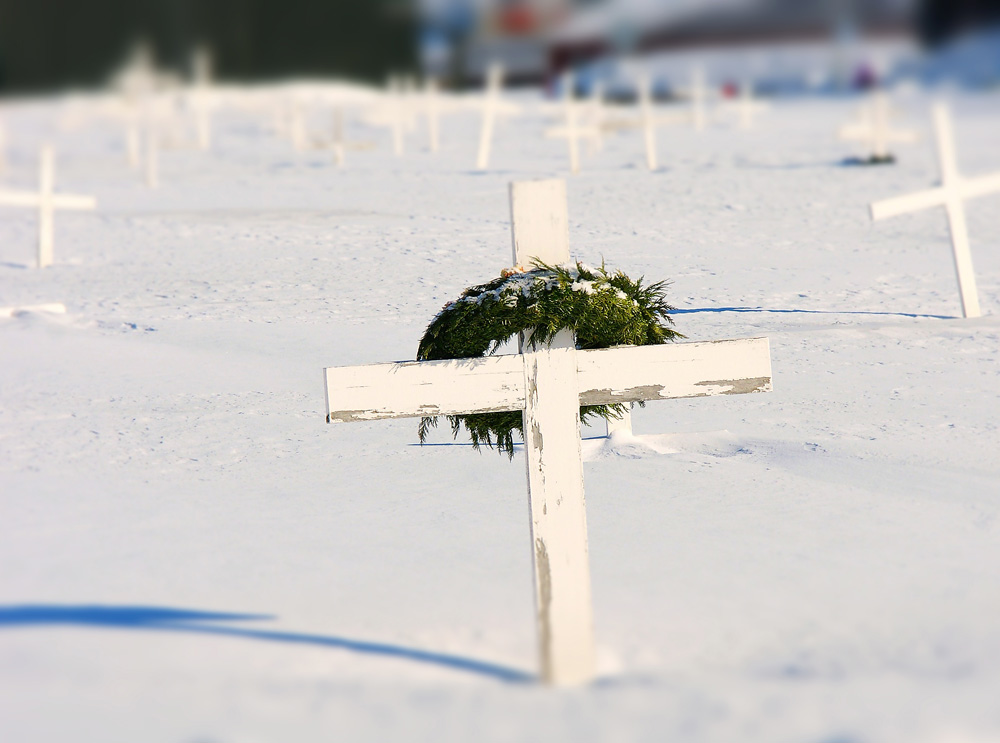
[0,604,533,684]
[672,306,954,320]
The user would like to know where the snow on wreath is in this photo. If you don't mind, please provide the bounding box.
[417,261,683,457]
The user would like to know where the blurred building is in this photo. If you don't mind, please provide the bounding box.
[417,0,1000,88]
[549,0,913,70]
[419,0,572,84]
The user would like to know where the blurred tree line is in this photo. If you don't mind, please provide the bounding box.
[918,0,1000,45]
[0,0,416,93]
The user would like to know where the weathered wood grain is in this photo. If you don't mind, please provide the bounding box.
[324,354,524,423]
[324,338,773,423]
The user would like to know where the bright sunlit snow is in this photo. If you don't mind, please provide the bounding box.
[1,80,999,742]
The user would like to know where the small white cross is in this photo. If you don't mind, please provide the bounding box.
[289,99,309,153]
[690,67,707,132]
[632,74,693,172]
[474,62,521,171]
[839,91,918,161]
[716,80,769,130]
[327,107,375,166]
[191,54,214,152]
[0,115,7,174]
[143,107,160,188]
[544,72,601,174]
[0,145,96,268]
[323,179,772,685]
[424,77,441,153]
[388,76,406,156]
[125,105,142,168]
[870,103,1000,318]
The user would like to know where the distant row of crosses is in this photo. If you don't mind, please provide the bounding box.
[1,69,996,317]
[273,63,768,173]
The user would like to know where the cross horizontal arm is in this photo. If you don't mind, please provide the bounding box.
[963,171,1000,200]
[324,337,772,423]
[50,195,97,210]
[325,354,525,422]
[870,186,946,221]
[0,190,96,210]
[576,337,772,403]
[544,126,601,140]
[0,190,42,207]
[838,124,870,140]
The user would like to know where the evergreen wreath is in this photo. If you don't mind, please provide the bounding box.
[417,261,683,457]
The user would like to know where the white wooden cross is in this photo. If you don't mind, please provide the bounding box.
[474,62,521,170]
[358,77,411,156]
[839,91,917,161]
[388,76,406,156]
[586,81,606,154]
[125,105,142,168]
[629,74,693,171]
[290,99,309,153]
[689,67,708,132]
[327,107,375,166]
[331,107,347,166]
[144,114,160,188]
[322,179,772,685]
[870,103,1000,318]
[400,75,420,135]
[0,115,7,174]
[544,73,600,174]
[424,77,441,153]
[637,74,681,171]
[639,75,659,171]
[0,145,96,268]
[717,80,769,130]
[190,47,214,151]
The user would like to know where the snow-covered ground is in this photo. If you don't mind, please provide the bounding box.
[1,83,999,743]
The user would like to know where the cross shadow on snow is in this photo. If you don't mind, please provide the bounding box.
[673,306,955,320]
[0,604,533,684]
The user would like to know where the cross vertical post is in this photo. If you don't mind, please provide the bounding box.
[37,145,55,269]
[126,115,141,168]
[509,179,595,685]
[425,77,440,153]
[389,76,405,156]
[692,68,706,132]
[639,75,658,171]
[738,81,757,129]
[193,46,212,151]
[587,82,605,155]
[195,92,211,151]
[290,101,307,152]
[332,107,345,167]
[476,63,502,170]
[934,104,980,319]
[872,92,889,159]
[562,73,580,174]
[145,122,159,188]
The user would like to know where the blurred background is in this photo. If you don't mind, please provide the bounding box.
[0,0,999,94]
